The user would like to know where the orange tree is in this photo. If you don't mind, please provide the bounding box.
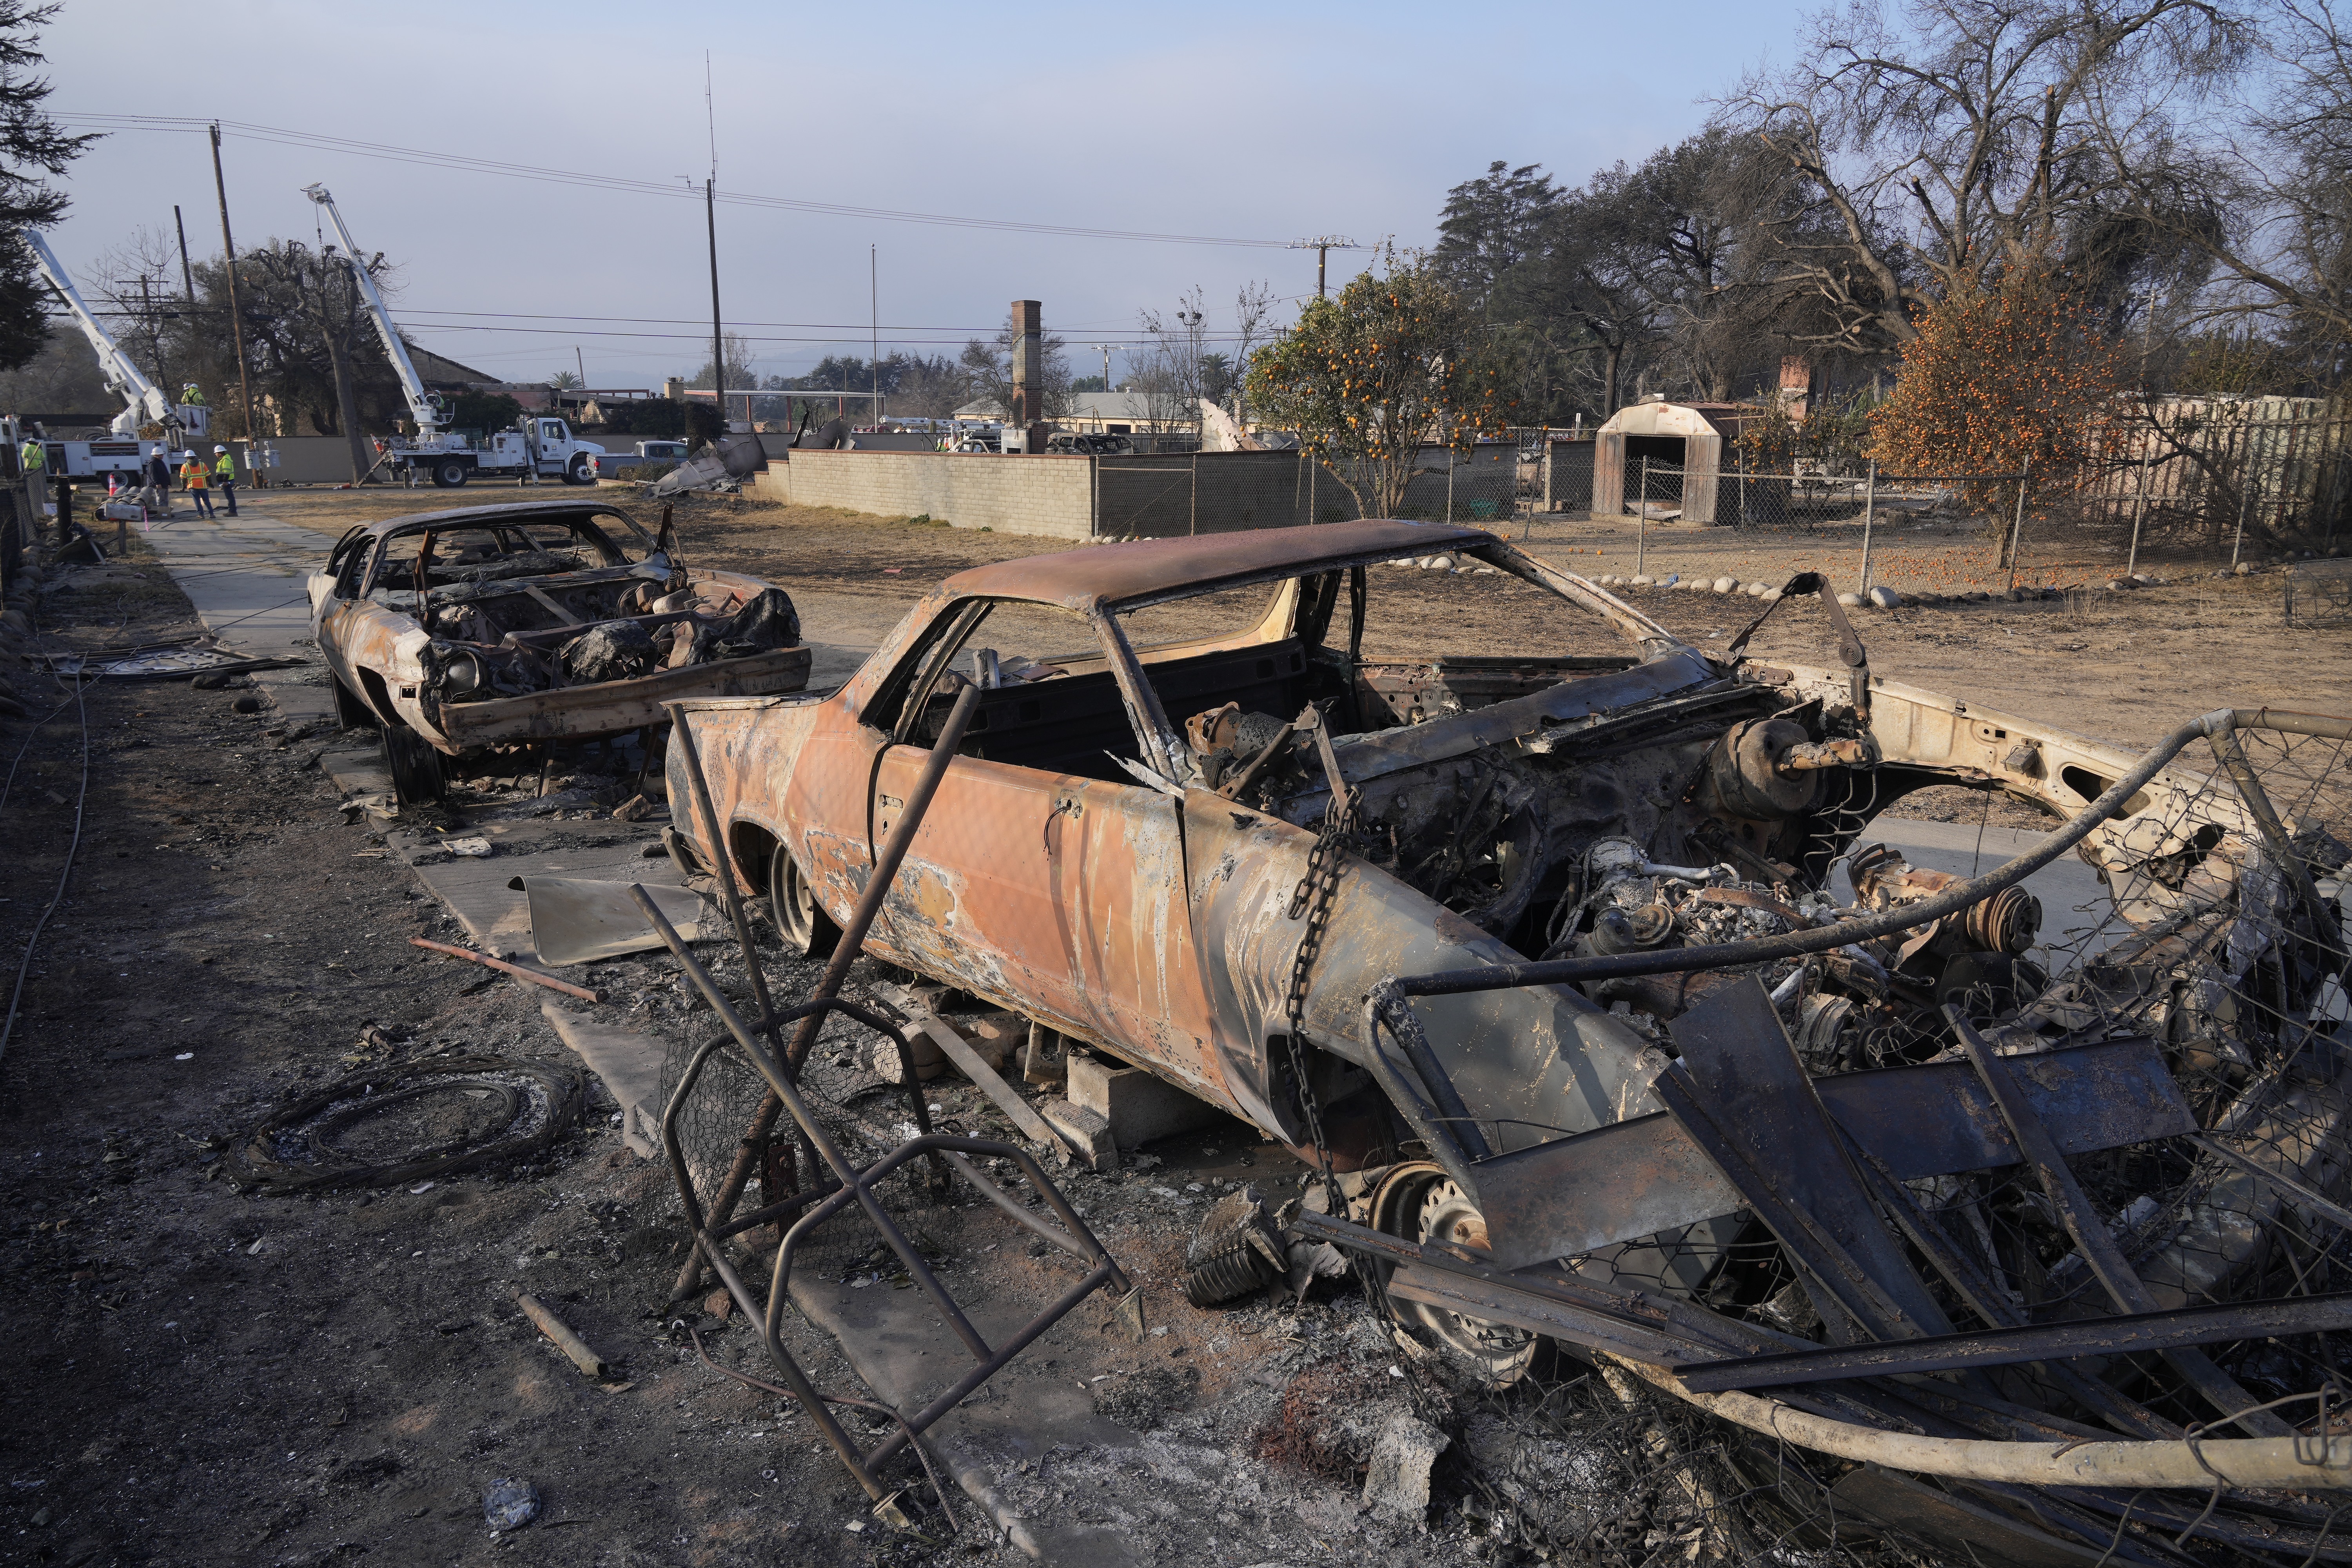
[1245,250,1516,518]
[1868,277,2127,531]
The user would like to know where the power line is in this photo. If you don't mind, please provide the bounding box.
[59,114,1299,249]
[388,320,1265,346]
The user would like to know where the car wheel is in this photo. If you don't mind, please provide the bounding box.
[332,675,378,731]
[768,843,840,960]
[433,460,468,488]
[1370,1163,1543,1387]
[565,454,594,486]
[381,722,446,805]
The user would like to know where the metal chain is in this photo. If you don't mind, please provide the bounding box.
[1279,771,1447,1418]
[1282,782,1354,1218]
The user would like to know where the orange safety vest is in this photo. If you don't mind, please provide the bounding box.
[180,461,208,489]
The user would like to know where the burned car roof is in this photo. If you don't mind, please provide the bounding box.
[938,518,1497,610]
[342,498,652,544]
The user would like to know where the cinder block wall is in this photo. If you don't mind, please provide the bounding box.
[759,451,1096,540]
[759,449,1373,539]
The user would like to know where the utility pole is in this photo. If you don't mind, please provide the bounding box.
[209,124,258,464]
[871,244,879,428]
[703,54,725,436]
[172,205,195,304]
[705,177,724,434]
[1288,235,1361,300]
[1088,344,1117,390]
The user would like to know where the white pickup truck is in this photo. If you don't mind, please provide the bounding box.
[590,439,691,479]
[385,416,609,488]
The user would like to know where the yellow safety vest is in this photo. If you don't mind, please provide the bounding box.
[214,452,235,480]
[179,387,206,404]
[20,441,42,470]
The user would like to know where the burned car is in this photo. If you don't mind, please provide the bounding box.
[668,519,2352,1559]
[309,500,808,802]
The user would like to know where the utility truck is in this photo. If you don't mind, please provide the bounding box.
[301,184,607,488]
[18,230,198,479]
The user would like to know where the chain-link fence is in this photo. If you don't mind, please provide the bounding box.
[1547,460,2036,598]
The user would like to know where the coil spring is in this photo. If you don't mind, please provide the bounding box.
[1182,1239,1279,1308]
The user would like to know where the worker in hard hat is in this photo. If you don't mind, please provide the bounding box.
[141,447,171,515]
[179,383,206,405]
[211,445,239,517]
[18,434,42,476]
[178,449,215,519]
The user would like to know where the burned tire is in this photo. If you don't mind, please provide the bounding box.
[767,842,840,960]
[432,459,468,488]
[381,721,445,804]
[236,1057,583,1192]
[332,674,378,731]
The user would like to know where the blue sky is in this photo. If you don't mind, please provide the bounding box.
[38,0,1788,387]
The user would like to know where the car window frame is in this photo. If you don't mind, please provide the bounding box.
[867,595,1186,781]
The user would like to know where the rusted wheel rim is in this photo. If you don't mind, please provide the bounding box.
[1370,1163,1541,1386]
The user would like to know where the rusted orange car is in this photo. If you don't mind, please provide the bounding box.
[662,520,2352,1555]
[668,520,2348,1405]
[308,499,808,801]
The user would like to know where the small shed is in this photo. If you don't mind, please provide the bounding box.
[1590,400,1767,525]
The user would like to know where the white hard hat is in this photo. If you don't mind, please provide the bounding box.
[213,445,226,453]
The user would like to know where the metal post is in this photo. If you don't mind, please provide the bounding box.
[2004,457,2031,592]
[2232,481,2253,568]
[2125,450,2151,579]
[1446,446,1455,525]
[1635,456,1648,577]
[1189,449,1197,536]
[1857,461,1877,592]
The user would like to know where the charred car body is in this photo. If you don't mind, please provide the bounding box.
[668,520,2352,1559]
[310,500,809,802]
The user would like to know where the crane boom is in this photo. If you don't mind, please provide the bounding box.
[19,230,173,438]
[300,184,443,443]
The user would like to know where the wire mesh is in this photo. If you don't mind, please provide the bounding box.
[659,1027,775,1217]
[2288,560,2352,628]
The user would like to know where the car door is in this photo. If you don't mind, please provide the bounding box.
[848,597,1233,1103]
[312,530,383,691]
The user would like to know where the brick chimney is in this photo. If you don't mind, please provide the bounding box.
[1010,300,1042,430]
[1778,356,1812,422]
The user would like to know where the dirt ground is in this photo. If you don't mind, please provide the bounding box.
[3,482,2345,1566]
[222,481,2352,757]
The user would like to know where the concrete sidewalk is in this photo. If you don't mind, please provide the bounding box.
[137,509,337,722]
